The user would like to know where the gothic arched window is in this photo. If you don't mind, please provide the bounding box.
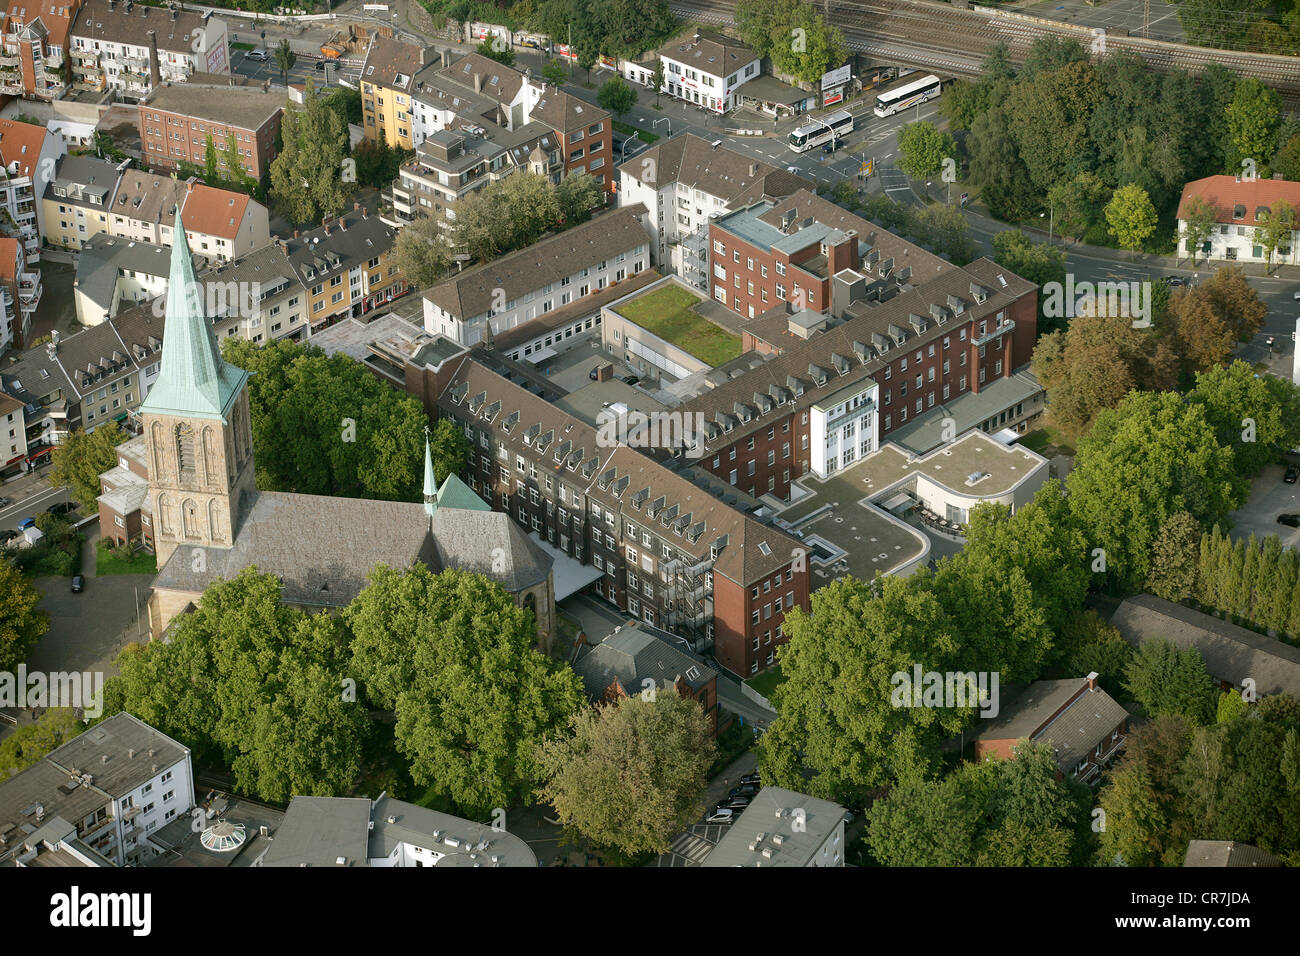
[175,423,196,481]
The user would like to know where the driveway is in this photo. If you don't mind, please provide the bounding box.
[1227,462,1300,549]
[25,530,153,681]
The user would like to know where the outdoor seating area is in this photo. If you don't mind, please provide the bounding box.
[916,507,965,538]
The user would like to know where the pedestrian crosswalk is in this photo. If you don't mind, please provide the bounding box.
[656,824,723,866]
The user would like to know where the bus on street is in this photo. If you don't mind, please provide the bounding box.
[788,109,854,152]
[873,74,942,118]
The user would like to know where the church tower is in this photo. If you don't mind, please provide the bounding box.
[141,214,256,569]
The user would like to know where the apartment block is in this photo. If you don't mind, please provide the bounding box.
[107,171,271,262]
[41,154,127,251]
[0,713,194,868]
[0,117,67,264]
[422,205,651,346]
[617,133,811,284]
[0,235,41,351]
[138,84,284,179]
[282,204,406,333]
[0,0,81,100]
[69,0,229,98]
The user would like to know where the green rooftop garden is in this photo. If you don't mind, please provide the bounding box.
[617,285,742,368]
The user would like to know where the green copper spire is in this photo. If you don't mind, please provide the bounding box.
[423,427,438,517]
[139,207,249,421]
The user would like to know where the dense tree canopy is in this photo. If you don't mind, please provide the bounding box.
[0,557,49,677]
[346,565,584,815]
[50,421,129,512]
[537,691,715,856]
[268,82,352,224]
[220,337,438,502]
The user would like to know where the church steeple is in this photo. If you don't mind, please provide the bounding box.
[139,206,248,421]
[423,427,438,518]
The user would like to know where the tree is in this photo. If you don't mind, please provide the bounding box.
[1146,510,1203,603]
[1124,639,1217,725]
[1031,313,1177,438]
[347,565,584,815]
[221,337,429,501]
[758,575,970,806]
[1275,134,1300,181]
[1046,171,1109,241]
[556,171,606,225]
[1179,195,1218,264]
[104,568,368,802]
[0,556,48,673]
[596,75,637,120]
[0,709,82,782]
[966,106,1037,222]
[268,81,352,225]
[650,60,665,108]
[536,690,715,856]
[865,773,981,866]
[1051,610,1134,697]
[1066,390,1246,591]
[1224,76,1281,177]
[895,121,958,181]
[427,417,471,484]
[391,215,453,290]
[1104,182,1159,253]
[736,0,847,83]
[1189,360,1300,475]
[912,202,977,265]
[1255,199,1296,272]
[203,133,220,183]
[219,133,257,195]
[542,60,567,89]
[274,38,296,86]
[1177,0,1269,50]
[50,421,129,512]
[1006,59,1101,194]
[991,230,1068,334]
[476,38,515,67]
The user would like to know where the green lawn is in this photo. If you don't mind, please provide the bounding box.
[617,286,742,367]
[746,665,785,702]
[94,538,157,576]
[1020,426,1075,458]
[613,121,659,144]
[230,41,256,51]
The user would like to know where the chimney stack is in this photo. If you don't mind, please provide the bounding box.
[474,73,483,94]
[293,229,299,240]
[362,207,368,219]
[1086,671,1099,691]
[441,48,450,69]
[147,31,160,89]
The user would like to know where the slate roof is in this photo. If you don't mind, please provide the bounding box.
[529,88,607,136]
[422,205,650,321]
[573,623,717,701]
[975,678,1129,774]
[656,30,757,76]
[152,489,551,605]
[434,50,528,106]
[43,154,122,211]
[1110,594,1300,699]
[1183,841,1282,867]
[282,207,397,289]
[70,0,210,51]
[619,134,811,202]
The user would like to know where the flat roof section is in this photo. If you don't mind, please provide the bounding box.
[854,432,1048,503]
[608,277,743,368]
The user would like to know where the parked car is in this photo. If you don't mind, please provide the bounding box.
[46,502,76,516]
[245,49,268,60]
[589,365,600,381]
[17,517,35,530]
[1278,514,1300,528]
[1165,276,1184,286]
[620,375,640,386]
[70,575,84,593]
[822,139,841,154]
[1284,466,1298,484]
[729,784,759,798]
[716,796,752,811]
[315,60,327,71]
[739,772,761,786]
[0,496,10,507]
[705,808,735,824]
[1294,290,1300,301]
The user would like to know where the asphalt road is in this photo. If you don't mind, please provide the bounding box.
[0,484,71,536]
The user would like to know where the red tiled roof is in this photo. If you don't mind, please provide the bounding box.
[1177,175,1300,227]
[0,118,48,178]
[179,183,251,241]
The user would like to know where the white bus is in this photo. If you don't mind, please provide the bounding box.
[788,109,854,152]
[873,74,942,118]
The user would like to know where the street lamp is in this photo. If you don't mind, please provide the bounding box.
[652,117,670,138]
[1040,204,1054,244]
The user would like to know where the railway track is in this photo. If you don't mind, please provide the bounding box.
[670,0,1300,102]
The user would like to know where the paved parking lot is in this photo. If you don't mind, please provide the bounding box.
[1227,461,1300,549]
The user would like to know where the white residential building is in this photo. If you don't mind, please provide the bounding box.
[1177,175,1300,266]
[422,206,651,346]
[617,133,810,285]
[654,31,760,114]
[0,117,67,264]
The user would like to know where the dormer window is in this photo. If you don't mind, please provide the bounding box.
[1232,204,1246,220]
